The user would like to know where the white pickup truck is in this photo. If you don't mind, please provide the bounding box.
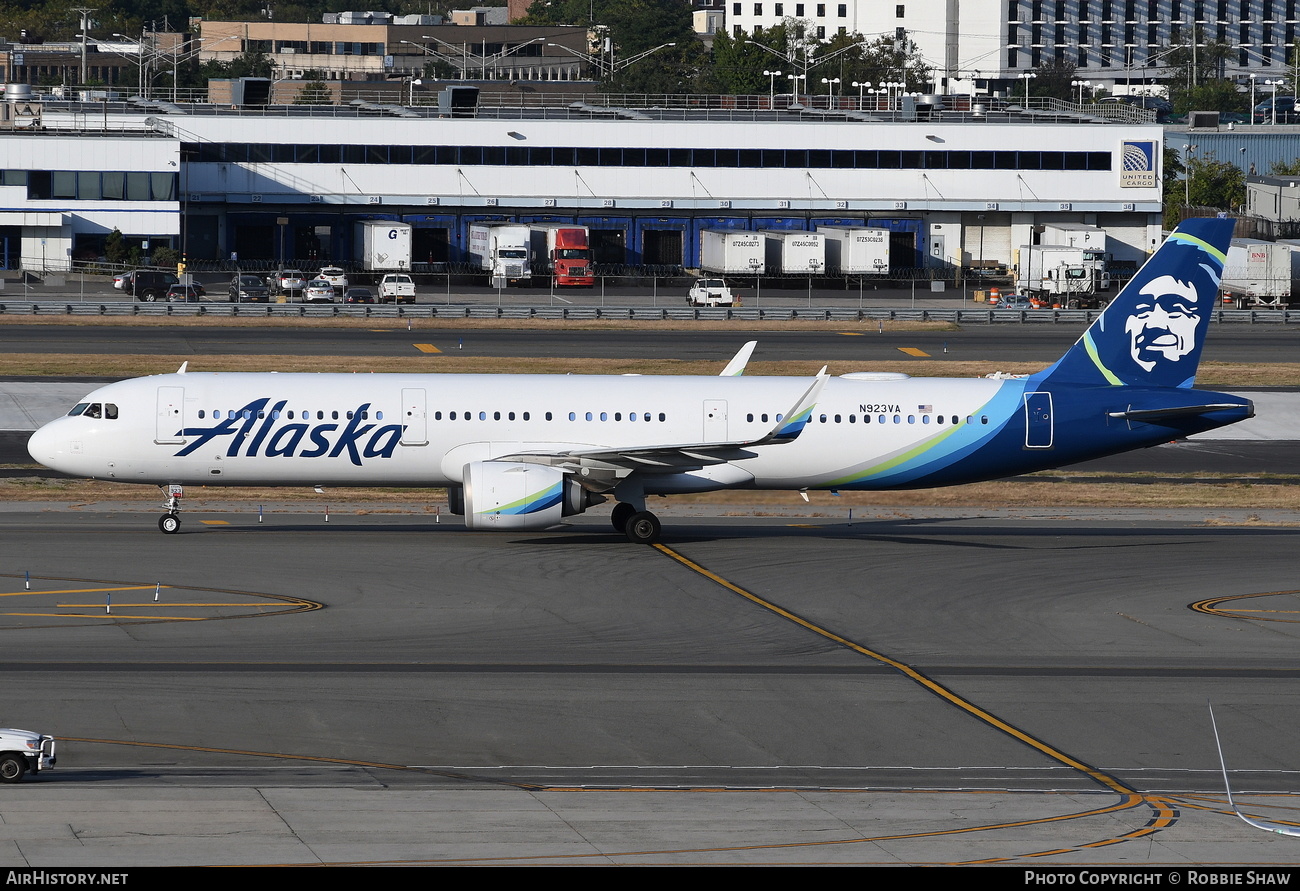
[0,728,56,782]
[379,273,416,305]
[687,278,737,307]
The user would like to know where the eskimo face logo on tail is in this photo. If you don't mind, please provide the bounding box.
[1124,275,1201,372]
[173,399,405,466]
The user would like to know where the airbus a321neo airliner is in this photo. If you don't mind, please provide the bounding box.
[28,218,1253,544]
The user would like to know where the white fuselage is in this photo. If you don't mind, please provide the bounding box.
[27,371,1009,492]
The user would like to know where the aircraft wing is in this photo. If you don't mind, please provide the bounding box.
[499,367,829,473]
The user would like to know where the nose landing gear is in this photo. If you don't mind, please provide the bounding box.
[158,484,183,534]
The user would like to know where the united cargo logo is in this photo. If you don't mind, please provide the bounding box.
[1120,141,1157,188]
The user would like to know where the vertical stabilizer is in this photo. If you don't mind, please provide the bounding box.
[1038,218,1234,389]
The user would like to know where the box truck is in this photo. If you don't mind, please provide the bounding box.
[353,220,412,271]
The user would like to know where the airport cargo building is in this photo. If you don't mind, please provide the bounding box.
[0,91,1163,274]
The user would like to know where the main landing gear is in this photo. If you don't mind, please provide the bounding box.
[158,484,183,534]
[610,502,662,545]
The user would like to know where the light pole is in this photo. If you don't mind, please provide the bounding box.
[423,34,469,80]
[1184,143,1197,207]
[1071,79,1091,104]
[1266,79,1285,124]
[1019,72,1037,105]
[1251,72,1258,119]
[820,76,841,100]
[763,69,783,107]
[851,80,870,109]
[788,72,806,103]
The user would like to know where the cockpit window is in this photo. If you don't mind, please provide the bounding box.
[105,403,118,420]
[84,403,102,419]
[68,403,89,416]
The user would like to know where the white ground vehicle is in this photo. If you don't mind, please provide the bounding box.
[469,223,532,285]
[379,273,416,304]
[0,729,55,782]
[700,230,765,275]
[318,266,348,293]
[1016,244,1112,308]
[273,269,306,296]
[1221,239,1293,309]
[687,278,737,306]
[304,279,335,303]
[354,221,412,272]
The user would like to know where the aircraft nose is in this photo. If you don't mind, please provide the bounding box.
[26,420,64,469]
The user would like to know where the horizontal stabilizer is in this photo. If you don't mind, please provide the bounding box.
[1107,403,1255,422]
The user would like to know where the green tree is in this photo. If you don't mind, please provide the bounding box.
[520,0,700,90]
[1167,149,1245,227]
[292,78,331,104]
[1162,29,1240,114]
[1028,58,1077,101]
[199,49,272,80]
[1174,78,1247,114]
[1271,158,1300,175]
[104,228,127,265]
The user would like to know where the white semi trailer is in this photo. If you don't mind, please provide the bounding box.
[700,230,765,275]
[819,226,890,275]
[761,230,826,274]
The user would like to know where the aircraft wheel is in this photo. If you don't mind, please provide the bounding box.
[610,502,636,532]
[159,514,181,534]
[624,511,661,545]
[0,755,26,783]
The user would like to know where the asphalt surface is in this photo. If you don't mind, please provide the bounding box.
[4,323,1300,365]
[1,507,1298,866]
[2,319,1298,866]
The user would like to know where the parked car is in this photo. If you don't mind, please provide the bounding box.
[343,286,375,304]
[228,274,270,303]
[113,271,132,290]
[166,283,206,303]
[378,273,416,304]
[304,278,335,303]
[1254,95,1298,123]
[126,270,180,301]
[991,294,1035,310]
[273,269,307,296]
[318,266,348,292]
[687,278,736,307]
[1098,94,1172,121]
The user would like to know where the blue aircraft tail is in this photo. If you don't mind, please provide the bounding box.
[1037,217,1234,389]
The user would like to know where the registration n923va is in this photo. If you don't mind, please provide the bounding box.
[27,219,1253,543]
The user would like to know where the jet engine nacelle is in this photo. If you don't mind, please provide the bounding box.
[461,461,603,530]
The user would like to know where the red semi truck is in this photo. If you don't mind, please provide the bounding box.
[530,225,594,287]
